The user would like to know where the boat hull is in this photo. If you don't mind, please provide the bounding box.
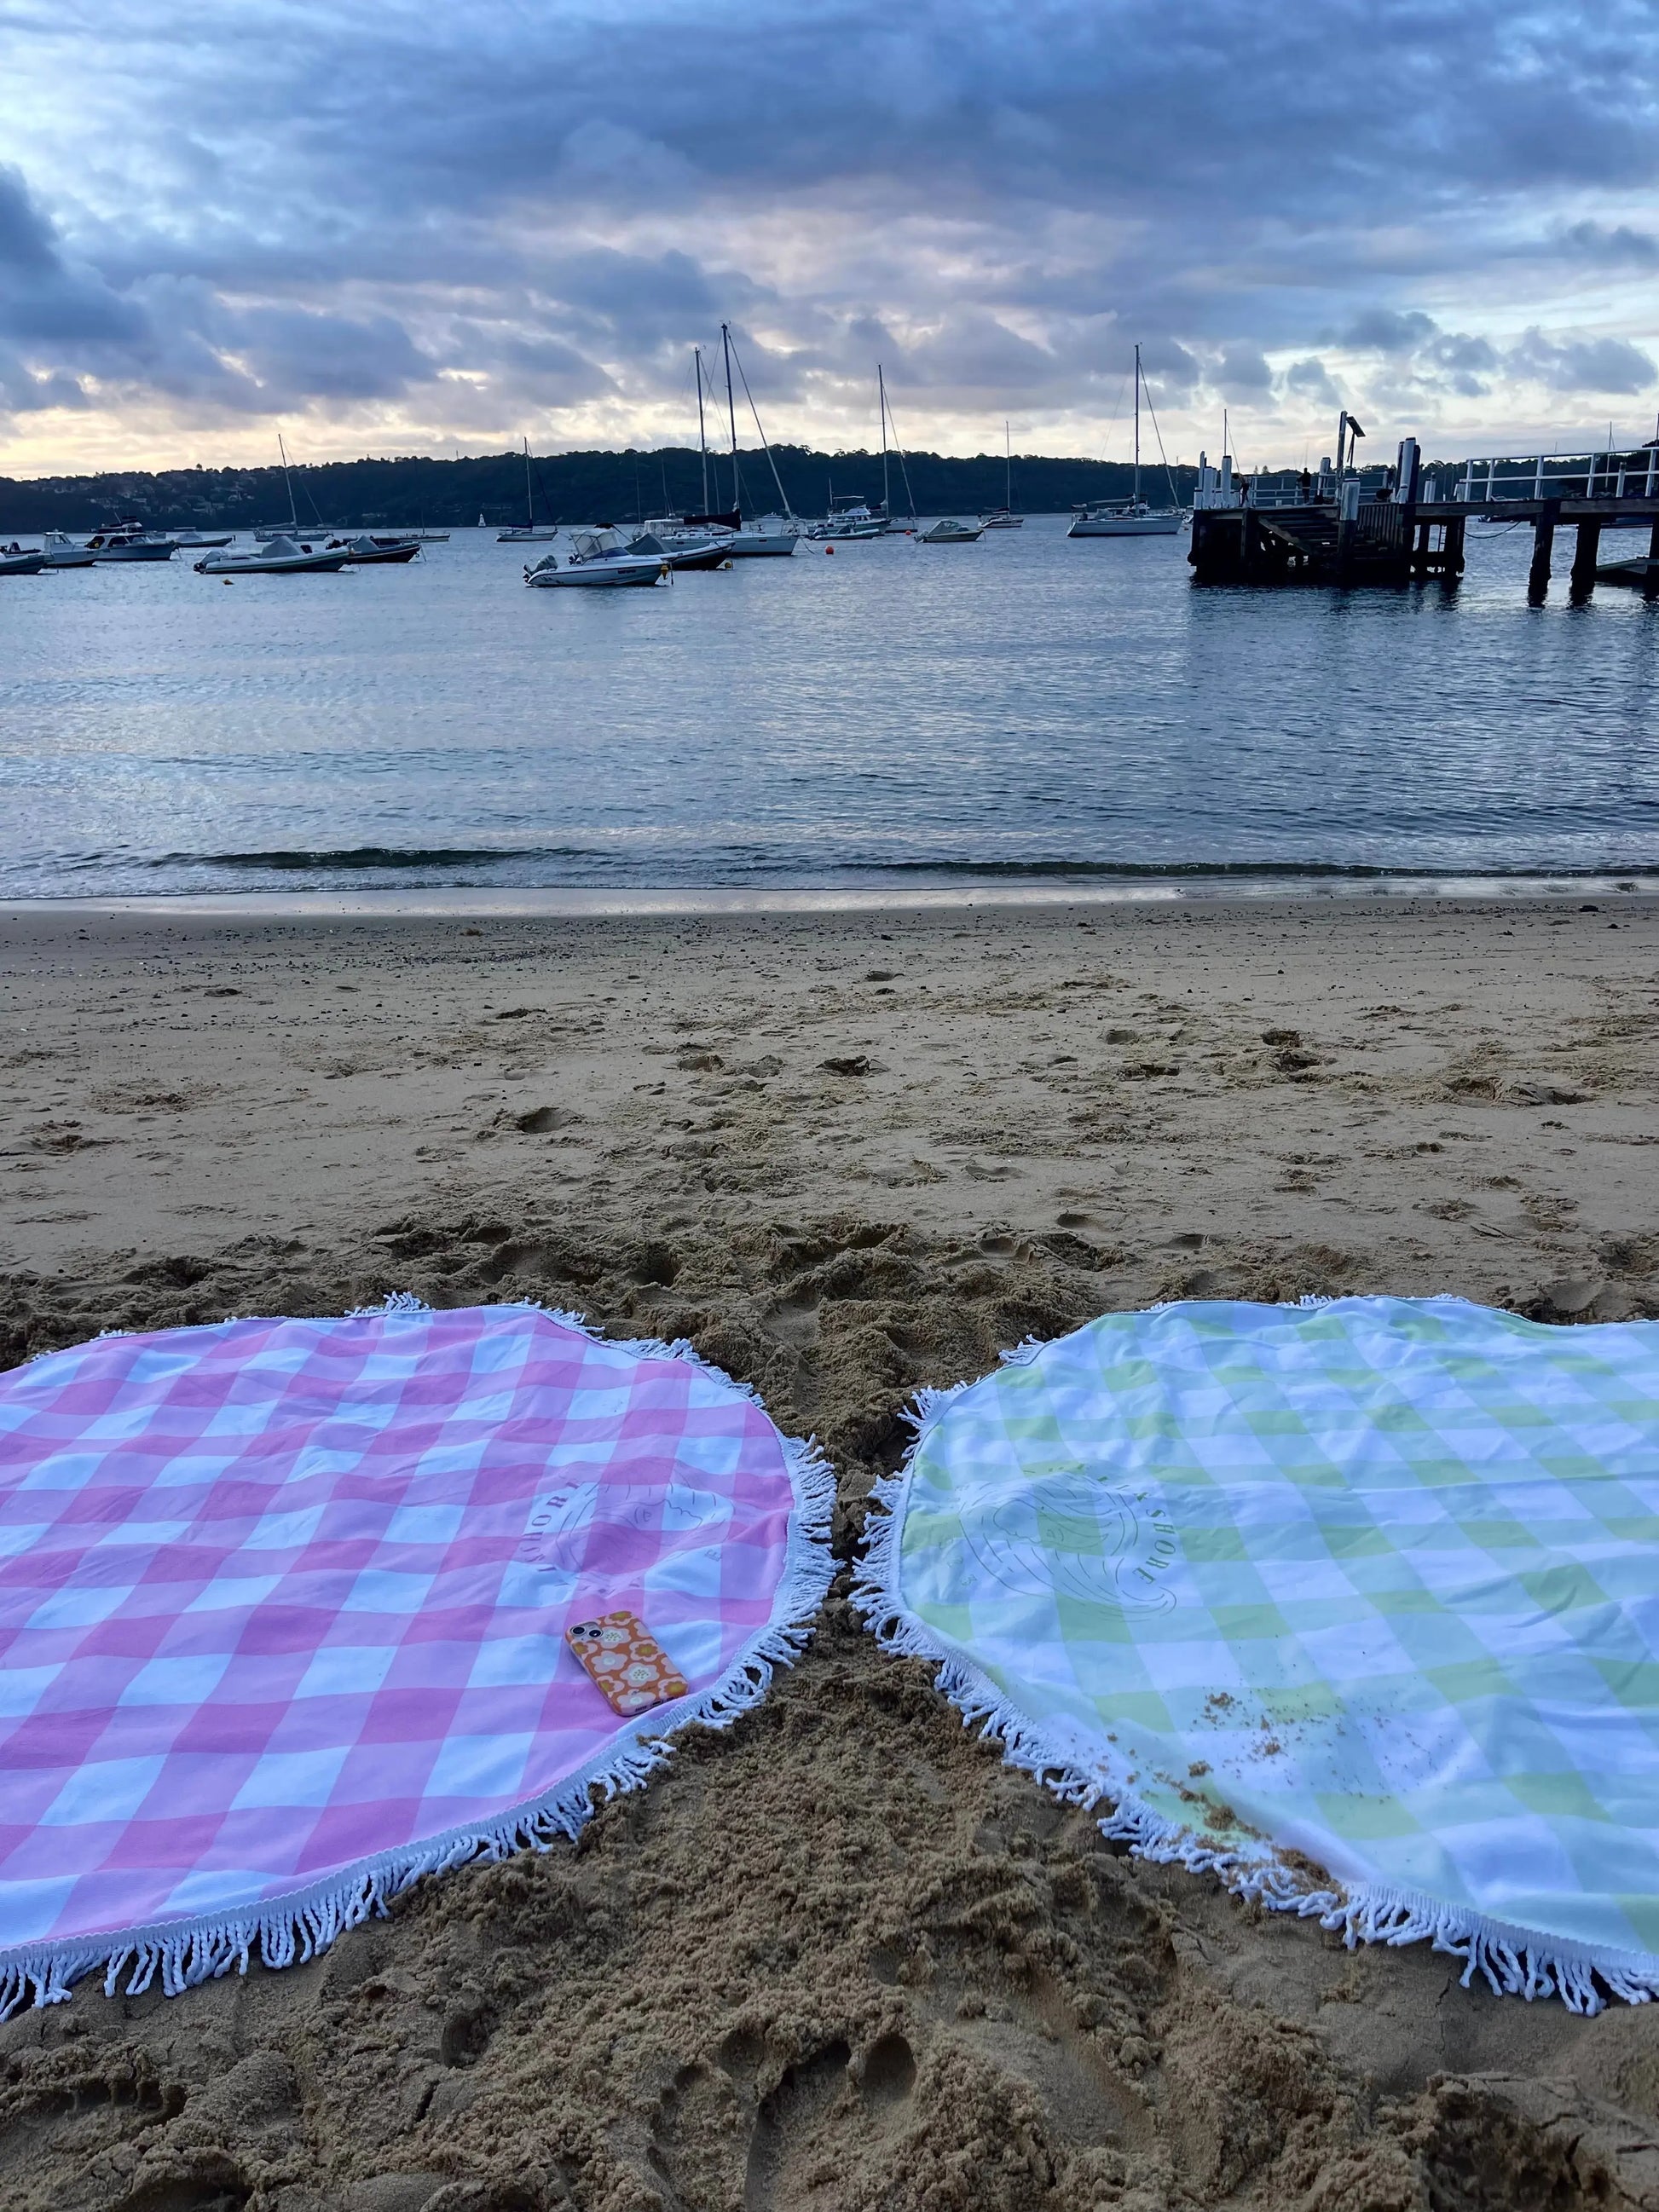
[721,533,799,557]
[1068,513,1184,537]
[526,562,666,588]
[0,553,47,575]
[43,549,95,569]
[498,528,559,543]
[90,541,177,562]
[195,551,350,573]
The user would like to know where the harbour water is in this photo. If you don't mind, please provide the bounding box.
[3,517,1657,901]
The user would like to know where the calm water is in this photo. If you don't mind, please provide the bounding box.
[3,517,1658,898]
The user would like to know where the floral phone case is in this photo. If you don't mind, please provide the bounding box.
[565,1610,689,1717]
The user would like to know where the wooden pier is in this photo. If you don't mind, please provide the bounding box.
[1188,435,1659,599]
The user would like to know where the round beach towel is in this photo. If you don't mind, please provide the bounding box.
[856,1297,1659,2012]
[0,1299,832,2012]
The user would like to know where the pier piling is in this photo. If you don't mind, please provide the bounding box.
[1528,500,1558,604]
[1570,520,1603,598]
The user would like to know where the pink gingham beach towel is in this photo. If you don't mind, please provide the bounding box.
[0,1299,833,2013]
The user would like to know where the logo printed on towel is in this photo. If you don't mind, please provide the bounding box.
[519,1481,731,1569]
[958,1470,1179,1613]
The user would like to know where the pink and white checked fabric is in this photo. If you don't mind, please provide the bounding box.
[0,1302,830,2007]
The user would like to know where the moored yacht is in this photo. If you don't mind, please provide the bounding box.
[1068,344,1186,538]
[84,519,178,562]
[498,439,558,540]
[919,517,984,544]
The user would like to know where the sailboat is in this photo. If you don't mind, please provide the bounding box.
[980,423,1024,528]
[672,331,800,556]
[1069,346,1186,536]
[253,436,342,540]
[806,366,914,538]
[498,440,559,541]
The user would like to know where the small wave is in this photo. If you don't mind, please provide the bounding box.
[151,845,604,873]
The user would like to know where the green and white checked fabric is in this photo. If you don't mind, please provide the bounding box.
[854,1297,1659,2013]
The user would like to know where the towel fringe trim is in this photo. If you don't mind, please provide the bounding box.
[0,1294,835,2019]
[853,1355,1659,2020]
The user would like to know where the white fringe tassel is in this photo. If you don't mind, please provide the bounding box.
[852,1364,1659,2019]
[1,1293,836,2019]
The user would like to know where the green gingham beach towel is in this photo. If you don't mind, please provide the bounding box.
[854,1297,1659,2013]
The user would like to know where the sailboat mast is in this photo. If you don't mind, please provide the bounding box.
[279,432,297,530]
[523,436,534,529]
[694,347,708,513]
[880,367,890,518]
[720,323,739,518]
[1005,419,1012,511]
[1133,344,1141,508]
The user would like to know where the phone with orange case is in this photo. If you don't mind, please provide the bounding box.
[565,1610,689,1717]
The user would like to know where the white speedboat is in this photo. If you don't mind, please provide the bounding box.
[0,544,47,575]
[84,520,178,562]
[171,529,234,547]
[327,533,421,564]
[1069,344,1186,538]
[524,532,668,587]
[919,517,984,543]
[41,532,96,569]
[194,534,350,574]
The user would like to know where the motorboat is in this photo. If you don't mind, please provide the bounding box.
[919,517,984,544]
[1069,344,1186,538]
[524,531,668,587]
[170,529,234,547]
[499,438,559,540]
[327,533,421,564]
[980,510,1024,529]
[806,495,888,541]
[41,532,96,569]
[0,544,47,575]
[194,534,350,575]
[84,520,178,562]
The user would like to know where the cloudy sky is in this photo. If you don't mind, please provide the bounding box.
[3,0,1657,473]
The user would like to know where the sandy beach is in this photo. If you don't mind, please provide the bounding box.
[3,891,1658,2211]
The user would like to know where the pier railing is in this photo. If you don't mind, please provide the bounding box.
[1454,451,1659,504]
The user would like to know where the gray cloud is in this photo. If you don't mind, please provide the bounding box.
[3,2,1659,449]
[1509,327,1656,395]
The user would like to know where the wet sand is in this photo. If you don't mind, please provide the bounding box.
[3,894,1658,2210]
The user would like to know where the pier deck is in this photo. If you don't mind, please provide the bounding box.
[1188,442,1659,598]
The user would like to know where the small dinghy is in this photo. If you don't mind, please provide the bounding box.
[194,534,350,575]
[327,534,421,564]
[0,544,47,575]
[918,517,985,543]
[525,532,668,588]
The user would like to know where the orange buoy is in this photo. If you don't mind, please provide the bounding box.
[825,544,835,555]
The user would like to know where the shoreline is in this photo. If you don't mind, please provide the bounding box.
[3,870,1659,920]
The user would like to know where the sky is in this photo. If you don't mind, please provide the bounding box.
[2,0,1658,474]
